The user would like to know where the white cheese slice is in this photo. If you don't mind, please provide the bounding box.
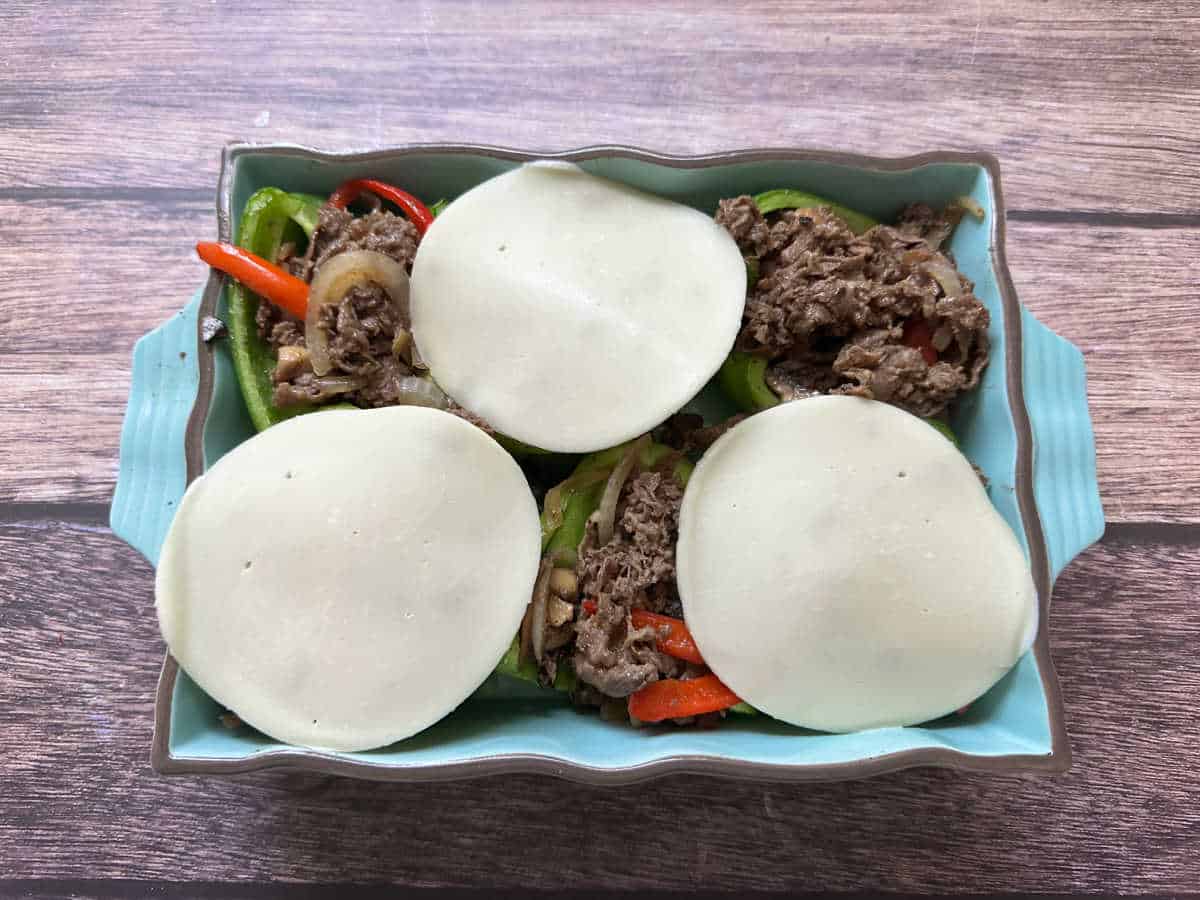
[676,396,1038,732]
[409,161,747,453]
[155,406,540,751]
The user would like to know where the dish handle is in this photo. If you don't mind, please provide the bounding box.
[1020,309,1105,582]
[110,292,203,566]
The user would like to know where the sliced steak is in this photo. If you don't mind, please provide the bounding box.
[264,204,478,417]
[715,196,989,419]
[577,470,684,617]
[573,595,683,698]
[284,206,419,282]
[571,469,687,698]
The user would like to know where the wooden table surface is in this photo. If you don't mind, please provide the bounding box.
[2,1,1198,896]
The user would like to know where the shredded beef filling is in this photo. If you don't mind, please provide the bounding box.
[254,203,483,417]
[285,206,419,283]
[715,197,989,419]
[573,596,683,699]
[571,470,687,698]
[579,471,684,616]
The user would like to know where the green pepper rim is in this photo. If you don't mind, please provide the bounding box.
[225,188,327,432]
[752,188,879,236]
[718,351,780,412]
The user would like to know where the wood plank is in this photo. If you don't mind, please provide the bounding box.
[1,196,1194,520]
[0,523,1195,891]
[1,1,1199,213]
[1006,222,1200,524]
[2,1,1194,893]
[0,198,211,506]
[0,198,211,355]
[0,353,130,504]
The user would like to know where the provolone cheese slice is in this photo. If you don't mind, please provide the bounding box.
[409,162,747,453]
[677,396,1037,732]
[155,406,540,751]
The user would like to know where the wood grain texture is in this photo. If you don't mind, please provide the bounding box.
[1006,223,1200,524]
[1,1,1199,215]
[0,198,211,505]
[0,523,1196,892]
[0,198,212,355]
[3,208,1196,521]
[2,0,1198,893]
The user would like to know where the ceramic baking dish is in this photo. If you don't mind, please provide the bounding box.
[111,143,1104,783]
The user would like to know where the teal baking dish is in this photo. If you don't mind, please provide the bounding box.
[111,143,1104,783]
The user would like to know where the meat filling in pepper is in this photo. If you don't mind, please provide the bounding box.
[715,197,989,419]
[258,204,424,409]
[512,425,750,725]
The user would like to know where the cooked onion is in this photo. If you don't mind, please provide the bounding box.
[306,374,364,398]
[906,247,965,299]
[521,559,553,665]
[530,560,552,663]
[392,329,414,363]
[316,374,361,390]
[410,346,428,372]
[923,257,964,299]
[954,195,986,220]
[596,435,649,546]
[391,328,430,373]
[306,250,411,376]
[273,374,366,408]
[393,375,449,409]
[931,325,954,353]
[923,221,955,252]
[274,345,312,381]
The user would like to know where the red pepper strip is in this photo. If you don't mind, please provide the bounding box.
[633,609,706,665]
[196,241,309,319]
[629,674,742,723]
[902,318,939,366]
[581,601,705,665]
[328,178,435,234]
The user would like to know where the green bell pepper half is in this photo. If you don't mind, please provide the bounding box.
[226,188,327,431]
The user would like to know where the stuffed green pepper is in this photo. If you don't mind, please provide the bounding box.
[196,178,476,433]
[498,425,757,725]
[715,189,990,421]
